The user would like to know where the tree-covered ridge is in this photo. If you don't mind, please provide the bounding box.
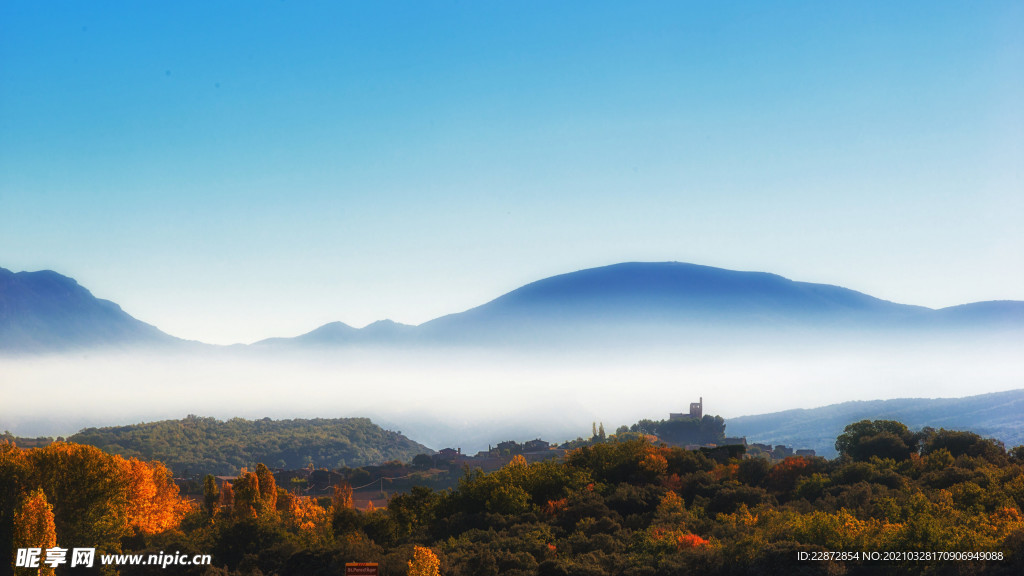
[68,416,432,476]
[4,421,1024,575]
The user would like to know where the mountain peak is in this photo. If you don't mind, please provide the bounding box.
[422,261,923,333]
[0,267,175,352]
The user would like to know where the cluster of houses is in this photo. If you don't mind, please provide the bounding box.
[430,438,566,473]
[747,443,817,459]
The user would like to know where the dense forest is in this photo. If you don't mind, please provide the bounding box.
[3,420,1024,575]
[65,416,431,476]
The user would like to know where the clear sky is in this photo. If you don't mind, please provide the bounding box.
[2,1,1022,345]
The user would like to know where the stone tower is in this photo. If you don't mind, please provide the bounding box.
[689,397,703,419]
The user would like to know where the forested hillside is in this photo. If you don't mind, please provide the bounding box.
[68,416,431,476]
[4,420,1024,575]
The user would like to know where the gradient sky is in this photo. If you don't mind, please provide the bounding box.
[2,1,1022,345]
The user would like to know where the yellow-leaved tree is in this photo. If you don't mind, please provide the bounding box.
[333,482,354,511]
[281,495,331,547]
[13,489,57,576]
[1,441,31,574]
[407,545,440,576]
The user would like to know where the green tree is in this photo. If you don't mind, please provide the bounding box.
[835,420,918,461]
[203,474,219,516]
[921,429,1007,464]
[232,472,261,517]
[738,457,771,487]
[27,443,130,553]
[389,486,439,539]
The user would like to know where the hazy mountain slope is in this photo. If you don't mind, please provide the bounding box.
[253,319,416,347]
[254,321,360,346]
[934,301,1024,327]
[69,416,433,476]
[261,262,1024,347]
[416,262,943,343]
[0,267,178,352]
[726,389,1024,458]
[6,262,1023,351]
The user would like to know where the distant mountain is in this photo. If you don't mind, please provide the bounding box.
[933,300,1024,328]
[255,321,360,346]
[0,267,180,352]
[5,262,1023,351]
[416,262,937,342]
[259,262,1024,348]
[68,415,433,476]
[254,319,416,347]
[727,389,1024,458]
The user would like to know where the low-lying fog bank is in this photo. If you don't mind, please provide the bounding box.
[2,334,1021,453]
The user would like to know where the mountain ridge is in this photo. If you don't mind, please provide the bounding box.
[415,261,935,340]
[3,262,1022,352]
[0,267,180,352]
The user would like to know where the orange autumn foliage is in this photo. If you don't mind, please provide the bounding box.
[543,498,568,516]
[711,463,739,482]
[649,526,710,551]
[120,457,191,534]
[987,506,1024,535]
[507,454,529,468]
[254,463,278,511]
[18,442,191,551]
[333,482,354,510]
[767,456,812,492]
[662,473,684,492]
[676,532,710,549]
[279,493,331,545]
[640,452,669,477]
[13,489,57,576]
[220,480,235,508]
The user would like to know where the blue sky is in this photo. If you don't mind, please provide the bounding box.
[2,1,1022,344]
